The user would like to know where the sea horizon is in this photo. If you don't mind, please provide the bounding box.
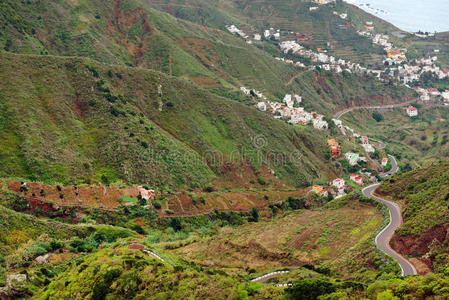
[344,0,449,33]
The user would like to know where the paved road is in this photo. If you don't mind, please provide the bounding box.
[334,100,416,119]
[251,270,290,283]
[362,156,417,276]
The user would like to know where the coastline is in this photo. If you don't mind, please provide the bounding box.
[343,0,449,33]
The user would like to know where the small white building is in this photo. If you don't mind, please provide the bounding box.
[283,94,294,108]
[382,157,388,167]
[254,34,261,41]
[345,152,359,166]
[264,29,271,39]
[406,105,418,117]
[240,86,251,95]
[257,102,267,111]
[312,118,328,130]
[350,174,363,186]
[442,90,449,102]
[420,93,430,101]
[332,178,345,189]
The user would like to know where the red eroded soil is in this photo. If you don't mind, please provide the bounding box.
[390,225,449,274]
[1,179,307,217]
[106,0,155,66]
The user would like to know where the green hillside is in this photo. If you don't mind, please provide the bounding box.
[377,161,449,273]
[0,0,413,113]
[0,50,339,188]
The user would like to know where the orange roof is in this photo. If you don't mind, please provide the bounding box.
[312,185,324,193]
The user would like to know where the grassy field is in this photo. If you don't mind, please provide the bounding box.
[340,104,449,169]
[169,197,383,275]
[0,50,342,189]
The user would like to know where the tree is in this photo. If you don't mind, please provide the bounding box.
[377,289,399,300]
[170,218,182,231]
[250,208,259,222]
[101,174,110,185]
[372,111,384,122]
[285,278,336,300]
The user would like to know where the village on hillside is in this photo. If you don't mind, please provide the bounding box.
[226,2,449,106]
[225,1,448,200]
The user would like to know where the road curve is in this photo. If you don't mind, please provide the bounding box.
[334,100,416,119]
[362,156,417,276]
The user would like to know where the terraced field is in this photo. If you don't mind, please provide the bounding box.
[170,199,383,275]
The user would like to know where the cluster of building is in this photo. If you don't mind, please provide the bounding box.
[253,93,329,130]
[312,172,365,199]
[333,11,348,20]
[327,139,341,159]
[226,24,284,45]
[392,58,449,87]
[227,11,448,102]
[279,40,384,77]
[414,87,449,102]
[240,86,267,99]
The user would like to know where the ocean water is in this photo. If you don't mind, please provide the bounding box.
[344,0,449,33]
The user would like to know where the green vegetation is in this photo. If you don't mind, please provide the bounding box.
[378,161,449,273]
[1,0,448,298]
[0,50,337,188]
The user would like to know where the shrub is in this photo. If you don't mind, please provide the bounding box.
[250,208,259,222]
[153,202,162,209]
[170,218,182,231]
[372,111,384,122]
[204,186,215,193]
[285,278,336,300]
[256,177,266,185]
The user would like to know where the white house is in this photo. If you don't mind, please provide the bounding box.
[294,94,302,104]
[312,118,328,130]
[345,152,359,166]
[257,102,267,111]
[350,174,363,186]
[336,187,345,197]
[283,94,294,108]
[138,186,155,201]
[273,32,280,40]
[382,157,388,167]
[420,93,430,101]
[254,34,261,41]
[240,86,251,95]
[332,119,343,128]
[406,105,418,117]
[264,30,271,39]
[442,90,449,102]
[332,178,345,189]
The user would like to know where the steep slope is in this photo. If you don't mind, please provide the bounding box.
[146,0,402,64]
[377,161,449,274]
[0,50,335,188]
[0,0,413,114]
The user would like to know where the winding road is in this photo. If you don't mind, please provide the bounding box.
[333,100,416,119]
[362,155,417,276]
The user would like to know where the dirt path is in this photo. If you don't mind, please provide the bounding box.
[285,69,312,86]
[333,99,417,119]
